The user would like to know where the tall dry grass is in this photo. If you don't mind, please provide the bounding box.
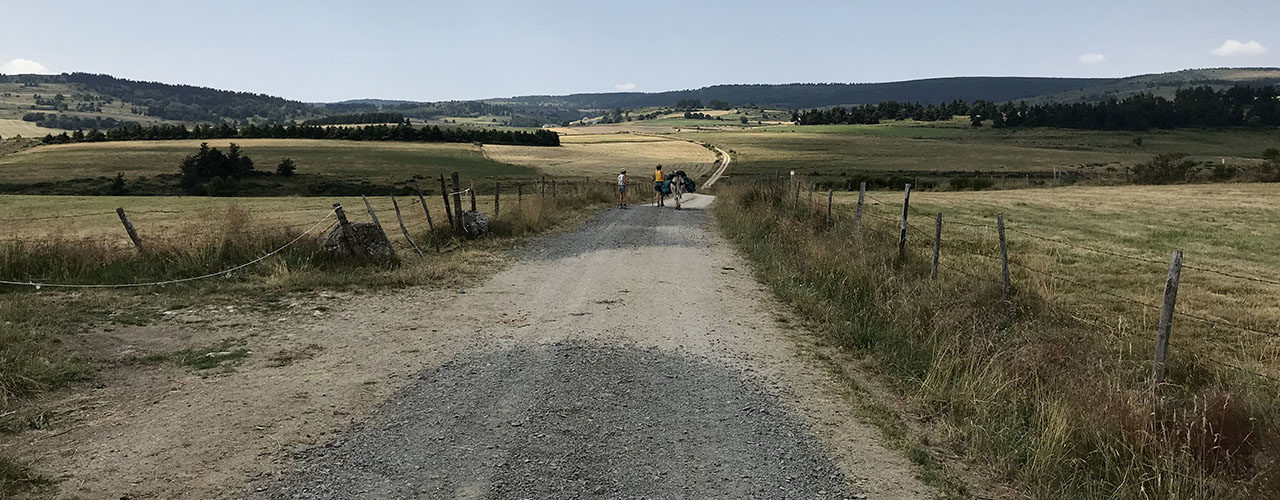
[713,182,1277,499]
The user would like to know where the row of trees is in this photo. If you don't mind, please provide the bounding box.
[794,86,1280,131]
[972,86,1280,130]
[793,100,973,124]
[22,112,134,130]
[302,112,405,125]
[39,122,560,146]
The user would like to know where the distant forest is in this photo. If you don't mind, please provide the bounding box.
[302,112,405,125]
[37,122,560,147]
[794,85,1280,130]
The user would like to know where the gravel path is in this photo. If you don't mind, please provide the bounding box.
[258,195,934,499]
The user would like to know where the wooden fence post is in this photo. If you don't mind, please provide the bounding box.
[794,177,800,208]
[450,172,464,233]
[438,174,454,231]
[333,202,362,257]
[552,179,558,198]
[541,175,547,197]
[469,182,477,212]
[1153,250,1183,384]
[390,195,423,257]
[855,181,865,231]
[517,183,523,205]
[932,212,942,281]
[998,213,1012,299]
[897,183,912,262]
[361,195,382,228]
[116,208,143,251]
[808,182,814,208]
[413,184,441,253]
[826,190,833,227]
[494,182,501,218]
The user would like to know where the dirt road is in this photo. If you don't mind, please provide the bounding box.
[259,194,932,498]
[9,195,933,499]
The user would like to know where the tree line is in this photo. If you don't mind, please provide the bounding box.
[22,112,134,130]
[793,100,972,124]
[793,85,1280,130]
[301,112,406,125]
[38,122,560,147]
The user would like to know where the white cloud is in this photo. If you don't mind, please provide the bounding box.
[1211,40,1267,57]
[0,58,53,75]
[614,82,636,91]
[1078,53,1106,64]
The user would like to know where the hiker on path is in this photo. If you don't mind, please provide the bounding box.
[617,169,629,208]
[654,164,665,207]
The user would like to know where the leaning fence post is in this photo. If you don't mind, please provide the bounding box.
[854,181,865,231]
[998,213,1012,299]
[116,208,143,250]
[361,195,382,227]
[932,212,942,280]
[333,202,361,257]
[897,183,912,262]
[438,174,454,230]
[1153,250,1183,385]
[494,182,501,218]
[390,195,423,257]
[413,183,441,253]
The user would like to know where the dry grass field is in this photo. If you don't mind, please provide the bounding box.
[482,133,718,180]
[843,183,1280,379]
[0,139,532,184]
[0,189,594,250]
[0,119,65,138]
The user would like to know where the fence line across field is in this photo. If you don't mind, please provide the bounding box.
[769,176,1280,385]
[0,210,337,289]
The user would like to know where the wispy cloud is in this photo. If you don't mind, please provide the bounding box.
[0,58,53,75]
[1211,40,1267,57]
[1078,53,1106,64]
[614,82,636,91]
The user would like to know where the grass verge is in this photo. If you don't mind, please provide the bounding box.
[712,183,1277,499]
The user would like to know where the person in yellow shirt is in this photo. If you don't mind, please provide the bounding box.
[653,164,665,207]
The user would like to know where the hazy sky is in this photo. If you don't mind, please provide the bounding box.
[2,0,1276,102]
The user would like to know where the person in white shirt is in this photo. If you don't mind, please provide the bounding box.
[617,169,629,209]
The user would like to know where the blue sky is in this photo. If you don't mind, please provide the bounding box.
[1,0,1276,102]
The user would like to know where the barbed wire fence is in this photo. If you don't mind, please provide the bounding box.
[0,172,612,290]
[768,175,1280,387]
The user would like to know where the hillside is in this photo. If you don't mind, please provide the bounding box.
[1018,67,1280,104]
[0,73,318,126]
[499,77,1117,110]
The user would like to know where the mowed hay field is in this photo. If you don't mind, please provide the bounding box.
[0,139,534,184]
[482,133,718,180]
[842,183,1280,382]
[677,122,1279,178]
[0,119,66,138]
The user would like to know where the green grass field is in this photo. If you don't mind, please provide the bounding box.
[0,138,535,184]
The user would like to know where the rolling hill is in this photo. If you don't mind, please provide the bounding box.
[1,68,1277,133]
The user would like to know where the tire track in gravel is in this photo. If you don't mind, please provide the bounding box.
[258,194,934,499]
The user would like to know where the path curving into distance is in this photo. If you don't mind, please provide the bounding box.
[701,143,731,188]
[258,194,930,499]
